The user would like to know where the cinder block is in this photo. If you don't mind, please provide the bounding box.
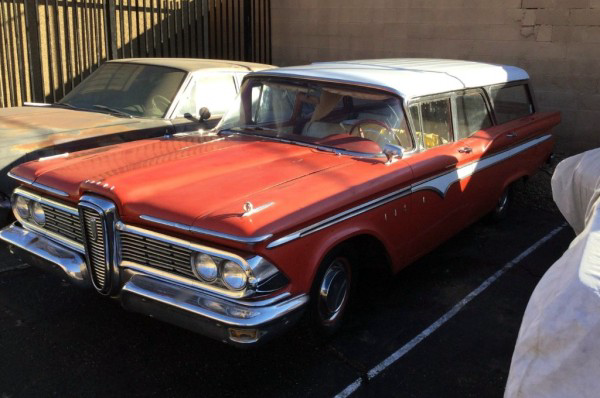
[522,9,536,26]
[522,0,557,8]
[551,25,573,41]
[567,42,600,58]
[556,0,590,8]
[487,24,529,41]
[535,8,570,25]
[536,25,553,41]
[570,9,600,25]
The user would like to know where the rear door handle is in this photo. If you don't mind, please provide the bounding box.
[458,146,472,154]
[506,132,518,138]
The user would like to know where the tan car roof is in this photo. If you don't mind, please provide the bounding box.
[108,58,274,73]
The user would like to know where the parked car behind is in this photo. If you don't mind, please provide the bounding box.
[0,58,274,223]
[0,59,559,346]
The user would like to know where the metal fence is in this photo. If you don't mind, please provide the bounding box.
[0,0,271,107]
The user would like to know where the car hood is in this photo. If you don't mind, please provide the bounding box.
[0,106,159,155]
[12,134,401,244]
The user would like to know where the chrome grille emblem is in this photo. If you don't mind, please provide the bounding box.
[89,219,98,241]
[78,195,117,295]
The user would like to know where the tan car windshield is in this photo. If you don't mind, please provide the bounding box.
[219,78,413,154]
[60,62,186,118]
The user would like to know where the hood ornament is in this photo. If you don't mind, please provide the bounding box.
[242,201,274,217]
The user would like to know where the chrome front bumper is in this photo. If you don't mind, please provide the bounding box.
[0,223,308,346]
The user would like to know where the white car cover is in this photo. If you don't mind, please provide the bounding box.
[505,148,600,398]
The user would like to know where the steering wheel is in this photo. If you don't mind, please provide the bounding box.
[151,95,172,115]
[349,119,393,140]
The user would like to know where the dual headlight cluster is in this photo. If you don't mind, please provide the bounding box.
[191,253,248,291]
[13,195,45,226]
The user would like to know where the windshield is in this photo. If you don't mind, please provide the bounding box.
[59,62,187,118]
[217,78,413,154]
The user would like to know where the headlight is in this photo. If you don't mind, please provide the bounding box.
[192,253,219,282]
[31,201,45,226]
[14,196,31,219]
[222,261,247,290]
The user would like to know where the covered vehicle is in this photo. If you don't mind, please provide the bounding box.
[0,59,559,346]
[505,149,600,398]
[0,58,274,222]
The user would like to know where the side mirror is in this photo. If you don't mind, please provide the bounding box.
[382,144,404,165]
[199,107,211,121]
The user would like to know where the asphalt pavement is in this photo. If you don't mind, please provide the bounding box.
[0,173,574,398]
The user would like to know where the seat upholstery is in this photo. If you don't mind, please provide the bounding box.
[302,121,346,139]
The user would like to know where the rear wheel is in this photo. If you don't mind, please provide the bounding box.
[489,185,513,221]
[308,250,354,338]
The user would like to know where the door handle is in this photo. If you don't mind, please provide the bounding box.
[458,146,472,154]
[506,132,518,138]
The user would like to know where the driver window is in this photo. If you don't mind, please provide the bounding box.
[176,74,237,118]
[409,98,453,150]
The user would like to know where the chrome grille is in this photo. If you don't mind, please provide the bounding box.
[81,208,108,289]
[120,231,194,278]
[41,204,83,243]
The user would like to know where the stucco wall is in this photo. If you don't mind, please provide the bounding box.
[271,0,600,154]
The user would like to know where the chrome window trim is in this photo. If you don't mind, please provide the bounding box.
[267,134,552,249]
[12,187,84,253]
[165,72,194,120]
[139,214,273,244]
[8,172,69,197]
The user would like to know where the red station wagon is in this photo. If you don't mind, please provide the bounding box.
[0,59,560,346]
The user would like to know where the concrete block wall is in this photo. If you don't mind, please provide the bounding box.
[271,0,600,154]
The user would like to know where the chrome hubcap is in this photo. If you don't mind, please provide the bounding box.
[318,259,350,324]
[496,189,509,213]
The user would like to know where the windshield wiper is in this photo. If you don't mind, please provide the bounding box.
[52,102,81,110]
[241,125,279,133]
[93,104,134,118]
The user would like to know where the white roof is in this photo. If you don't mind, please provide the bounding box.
[252,59,529,99]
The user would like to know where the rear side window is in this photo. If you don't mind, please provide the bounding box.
[489,84,533,124]
[409,98,453,150]
[454,92,492,140]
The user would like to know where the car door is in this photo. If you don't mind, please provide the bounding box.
[465,82,558,218]
[170,72,239,133]
[401,94,482,261]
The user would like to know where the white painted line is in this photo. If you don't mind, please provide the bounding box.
[335,223,567,398]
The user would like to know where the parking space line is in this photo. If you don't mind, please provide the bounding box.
[334,223,567,398]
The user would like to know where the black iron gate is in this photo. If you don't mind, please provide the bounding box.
[0,0,271,107]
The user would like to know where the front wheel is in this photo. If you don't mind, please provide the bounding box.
[308,251,354,338]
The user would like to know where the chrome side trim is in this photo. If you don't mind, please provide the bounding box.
[7,172,33,185]
[267,187,412,249]
[412,134,553,197]
[267,134,552,249]
[139,214,273,243]
[8,172,69,197]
